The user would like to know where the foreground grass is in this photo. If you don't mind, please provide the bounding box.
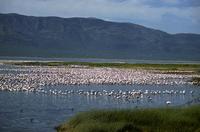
[7,61,200,71]
[56,106,200,132]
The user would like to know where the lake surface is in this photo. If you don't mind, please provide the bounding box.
[0,84,200,132]
[1,56,200,64]
[0,62,200,132]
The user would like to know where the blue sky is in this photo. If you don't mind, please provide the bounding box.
[0,0,200,34]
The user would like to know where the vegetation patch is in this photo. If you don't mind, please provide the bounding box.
[56,106,200,132]
[191,77,200,85]
[7,61,200,71]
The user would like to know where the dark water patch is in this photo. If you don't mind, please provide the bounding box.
[0,84,200,132]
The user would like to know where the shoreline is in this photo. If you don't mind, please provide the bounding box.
[1,57,200,64]
[3,61,200,71]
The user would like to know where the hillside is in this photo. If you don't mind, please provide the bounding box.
[0,13,200,60]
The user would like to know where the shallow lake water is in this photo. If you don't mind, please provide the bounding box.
[1,57,200,64]
[0,84,200,132]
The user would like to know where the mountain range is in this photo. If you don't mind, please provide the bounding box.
[0,13,200,60]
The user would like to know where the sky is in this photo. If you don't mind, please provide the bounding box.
[0,0,200,34]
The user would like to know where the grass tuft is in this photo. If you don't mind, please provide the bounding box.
[56,106,200,132]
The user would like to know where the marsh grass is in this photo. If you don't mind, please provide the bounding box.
[8,61,200,71]
[56,106,200,132]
